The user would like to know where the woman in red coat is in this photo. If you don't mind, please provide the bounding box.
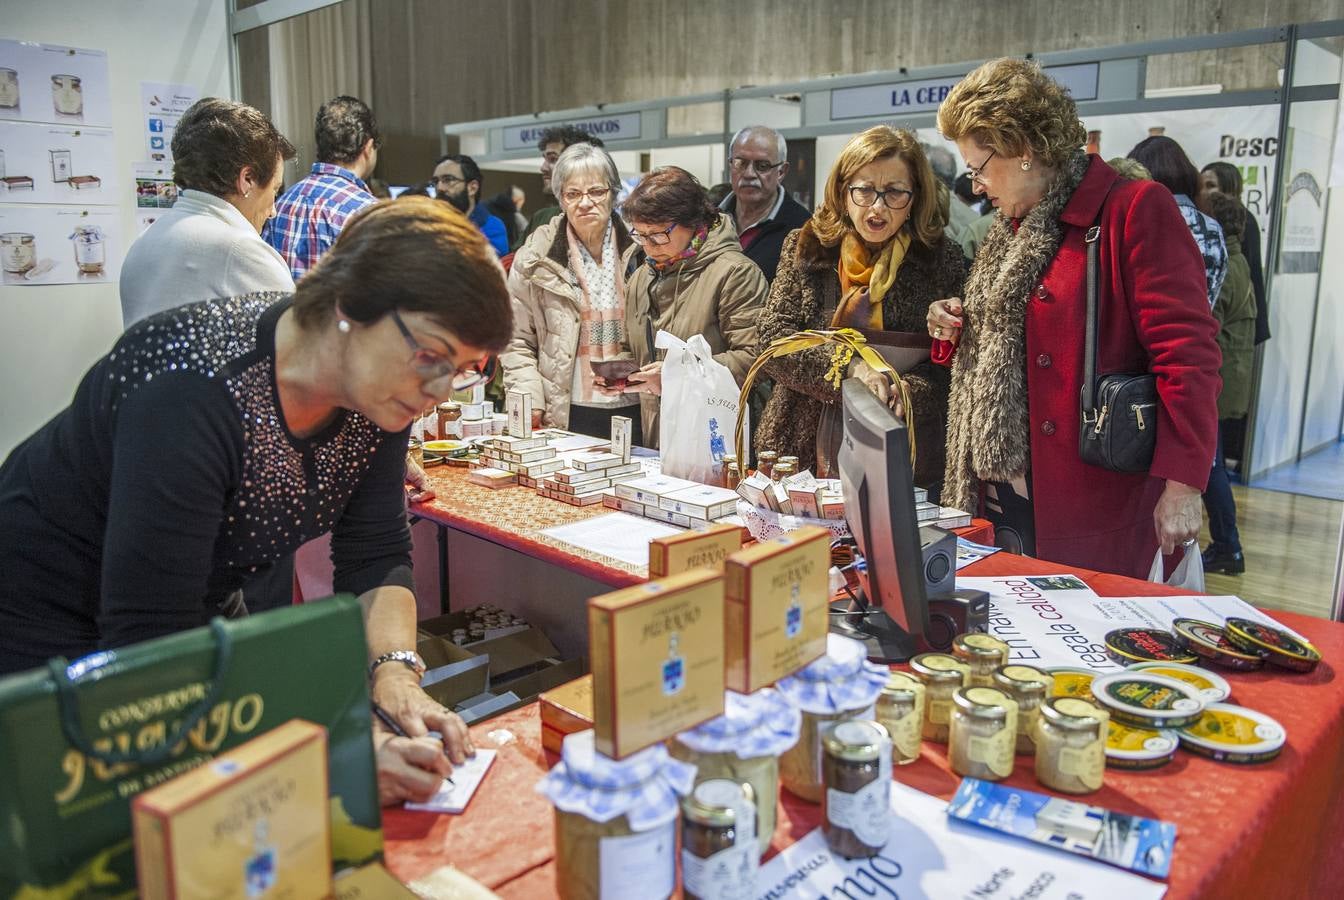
[928,58,1221,578]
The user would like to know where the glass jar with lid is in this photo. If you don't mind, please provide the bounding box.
[1034,697,1108,794]
[538,730,693,900]
[670,688,800,857]
[992,664,1055,754]
[1,232,36,274]
[437,401,462,440]
[778,455,800,473]
[756,451,778,479]
[775,634,889,803]
[681,779,758,900]
[771,461,796,483]
[822,720,891,859]
[948,686,1018,781]
[876,671,925,765]
[909,652,969,743]
[952,633,1010,687]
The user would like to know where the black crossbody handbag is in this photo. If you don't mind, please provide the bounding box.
[1079,219,1158,474]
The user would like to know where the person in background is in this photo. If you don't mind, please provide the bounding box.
[952,171,994,260]
[718,126,812,284]
[368,178,392,199]
[484,189,522,249]
[502,144,641,439]
[754,126,966,484]
[924,142,980,243]
[1201,190,1255,576]
[519,125,606,245]
[606,167,766,448]
[432,153,509,256]
[707,182,733,206]
[1201,161,1268,345]
[929,57,1221,579]
[119,98,295,327]
[1128,135,1226,308]
[0,198,511,801]
[265,95,381,283]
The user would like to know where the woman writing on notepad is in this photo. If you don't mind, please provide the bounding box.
[754,126,967,486]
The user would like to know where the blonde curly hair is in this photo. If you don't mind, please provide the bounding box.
[937,58,1087,168]
[812,125,943,249]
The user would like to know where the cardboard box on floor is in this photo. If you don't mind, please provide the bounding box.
[417,626,582,720]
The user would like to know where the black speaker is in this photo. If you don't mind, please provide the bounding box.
[922,589,991,652]
[919,525,957,596]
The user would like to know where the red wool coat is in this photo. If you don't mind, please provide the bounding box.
[940,156,1222,578]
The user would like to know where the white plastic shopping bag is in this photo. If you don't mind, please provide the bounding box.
[1147,545,1205,592]
[656,330,745,484]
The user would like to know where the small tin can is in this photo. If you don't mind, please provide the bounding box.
[949,687,1017,781]
[952,633,1009,687]
[1171,618,1266,670]
[1048,666,1098,702]
[876,671,925,765]
[992,664,1054,754]
[1104,627,1198,666]
[1091,672,1206,730]
[1105,720,1179,770]
[1222,617,1321,673]
[1131,661,1231,703]
[1178,703,1286,764]
[1034,697,1108,794]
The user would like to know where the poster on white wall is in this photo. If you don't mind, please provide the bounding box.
[0,205,121,286]
[0,40,112,127]
[140,81,199,163]
[0,121,118,204]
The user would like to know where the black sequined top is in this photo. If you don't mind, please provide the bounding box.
[0,294,413,672]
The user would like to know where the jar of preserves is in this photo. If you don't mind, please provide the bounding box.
[681,779,757,900]
[1,232,36,274]
[1035,697,1108,794]
[822,720,891,859]
[949,686,1018,781]
[776,634,889,803]
[70,225,105,275]
[771,461,796,483]
[756,451,778,479]
[437,401,462,439]
[51,74,82,116]
[876,671,924,765]
[724,462,743,491]
[952,633,1010,687]
[909,652,969,743]
[992,664,1055,754]
[778,455,800,473]
[670,688,800,857]
[538,730,692,900]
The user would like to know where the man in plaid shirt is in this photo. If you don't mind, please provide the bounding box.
[265,96,381,282]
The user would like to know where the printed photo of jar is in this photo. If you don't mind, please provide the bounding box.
[948,686,1018,781]
[51,74,83,117]
[2,232,36,275]
[0,68,18,109]
[70,225,105,275]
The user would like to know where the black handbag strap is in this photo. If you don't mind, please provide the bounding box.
[1081,179,1117,417]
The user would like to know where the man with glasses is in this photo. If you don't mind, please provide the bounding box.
[719,126,811,282]
[517,125,607,248]
[431,153,509,256]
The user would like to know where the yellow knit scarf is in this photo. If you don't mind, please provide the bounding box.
[832,229,911,329]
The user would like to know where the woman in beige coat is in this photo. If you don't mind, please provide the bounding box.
[501,144,641,437]
[610,167,766,448]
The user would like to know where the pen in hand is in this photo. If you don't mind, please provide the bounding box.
[371,702,455,785]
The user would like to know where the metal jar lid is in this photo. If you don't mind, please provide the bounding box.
[1223,617,1321,673]
[822,720,889,762]
[993,664,1053,699]
[1131,661,1231,703]
[881,671,922,700]
[682,778,753,828]
[1170,618,1265,670]
[1104,628,1199,666]
[910,653,969,684]
[952,686,1014,720]
[1039,696,1107,732]
[1091,672,1206,730]
[953,633,1009,661]
[1177,703,1287,764]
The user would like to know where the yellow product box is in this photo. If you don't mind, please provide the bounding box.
[588,569,726,759]
[132,719,332,900]
[334,861,420,898]
[539,674,595,755]
[723,525,831,693]
[647,522,744,578]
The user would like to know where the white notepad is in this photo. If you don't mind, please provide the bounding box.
[403,749,497,814]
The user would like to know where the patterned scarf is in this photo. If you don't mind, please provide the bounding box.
[567,222,628,405]
[831,229,911,329]
[942,150,1092,513]
[646,224,708,273]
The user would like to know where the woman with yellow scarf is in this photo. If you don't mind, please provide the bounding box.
[754,126,967,486]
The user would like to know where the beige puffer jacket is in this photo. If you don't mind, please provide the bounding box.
[623,216,767,448]
[501,214,635,429]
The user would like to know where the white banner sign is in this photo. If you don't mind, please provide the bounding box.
[830,63,1099,121]
[502,112,641,151]
[755,781,1166,900]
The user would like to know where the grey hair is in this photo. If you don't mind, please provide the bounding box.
[551,142,621,197]
[731,126,787,163]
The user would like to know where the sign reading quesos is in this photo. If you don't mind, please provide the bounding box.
[830,62,1100,121]
[503,112,642,151]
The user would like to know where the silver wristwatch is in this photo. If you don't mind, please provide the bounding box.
[368,650,427,682]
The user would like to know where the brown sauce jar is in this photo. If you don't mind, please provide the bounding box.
[821,720,891,859]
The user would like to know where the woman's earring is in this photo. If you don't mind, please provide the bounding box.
[1021,160,1032,171]
[337,319,352,334]
[245,190,252,198]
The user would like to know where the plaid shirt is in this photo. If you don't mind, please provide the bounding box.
[264,163,375,281]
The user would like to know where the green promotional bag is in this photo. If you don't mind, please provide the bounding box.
[0,595,383,898]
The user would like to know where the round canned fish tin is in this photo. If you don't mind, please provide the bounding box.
[1130,661,1231,703]
[1178,703,1286,764]
[1222,618,1321,674]
[1091,672,1206,730]
[1104,628,1198,666]
[1170,618,1266,671]
[1047,667,1098,702]
[1104,720,1179,770]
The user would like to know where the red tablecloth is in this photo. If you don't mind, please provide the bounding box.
[384,551,1344,898]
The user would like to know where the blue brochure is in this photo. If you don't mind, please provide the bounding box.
[947,778,1177,879]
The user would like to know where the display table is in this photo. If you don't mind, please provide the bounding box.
[383,550,1344,900]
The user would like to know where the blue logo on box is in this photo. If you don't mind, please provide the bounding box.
[148,118,164,132]
[662,633,685,696]
[786,584,803,638]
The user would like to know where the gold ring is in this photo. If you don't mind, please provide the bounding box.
[934,326,943,338]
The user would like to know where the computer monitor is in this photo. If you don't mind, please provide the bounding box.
[834,377,930,661]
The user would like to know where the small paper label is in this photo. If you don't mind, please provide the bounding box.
[1057,744,1104,783]
[681,843,755,900]
[824,748,891,849]
[599,822,674,900]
